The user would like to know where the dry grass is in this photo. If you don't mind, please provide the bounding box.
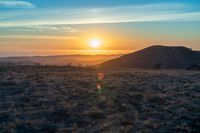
[0,66,200,132]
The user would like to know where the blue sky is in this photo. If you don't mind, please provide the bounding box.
[1,0,200,26]
[0,0,200,56]
[6,0,200,8]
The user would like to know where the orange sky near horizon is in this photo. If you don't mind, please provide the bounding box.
[0,35,199,57]
[0,22,200,57]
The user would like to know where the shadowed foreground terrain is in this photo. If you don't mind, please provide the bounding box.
[0,66,200,132]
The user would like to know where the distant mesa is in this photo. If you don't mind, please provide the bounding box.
[100,45,200,69]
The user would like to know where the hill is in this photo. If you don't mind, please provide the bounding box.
[101,45,200,69]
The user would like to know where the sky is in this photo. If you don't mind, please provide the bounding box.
[0,0,200,56]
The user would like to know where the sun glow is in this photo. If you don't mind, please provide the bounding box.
[89,38,102,49]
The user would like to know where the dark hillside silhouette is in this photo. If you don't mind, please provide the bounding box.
[101,45,200,69]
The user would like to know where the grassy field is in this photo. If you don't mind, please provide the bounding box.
[0,66,200,132]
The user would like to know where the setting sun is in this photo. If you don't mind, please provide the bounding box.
[89,38,102,49]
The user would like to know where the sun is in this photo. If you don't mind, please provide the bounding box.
[89,38,102,49]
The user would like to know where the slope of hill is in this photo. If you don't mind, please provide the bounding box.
[101,45,200,69]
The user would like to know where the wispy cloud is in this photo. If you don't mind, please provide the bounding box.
[24,25,84,33]
[0,0,35,8]
[0,35,82,40]
[0,24,85,38]
[0,2,199,27]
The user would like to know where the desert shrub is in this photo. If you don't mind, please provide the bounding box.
[0,113,12,123]
[154,63,163,69]
[49,108,70,122]
[187,63,200,70]
[89,112,106,120]
[15,125,38,133]
[66,63,72,67]
[1,81,17,86]
[39,124,57,133]
[0,67,9,72]
[148,96,165,105]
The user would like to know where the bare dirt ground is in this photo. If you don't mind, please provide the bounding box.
[0,66,200,133]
